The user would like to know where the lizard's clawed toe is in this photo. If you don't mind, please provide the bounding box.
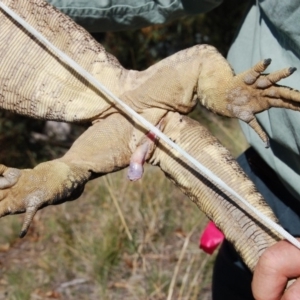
[19,208,37,238]
[253,59,272,73]
[242,59,296,89]
[242,59,271,85]
[248,118,270,148]
[19,194,42,237]
[256,67,297,88]
[289,67,297,75]
[0,165,21,189]
[263,58,272,67]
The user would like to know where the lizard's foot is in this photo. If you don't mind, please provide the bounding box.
[0,160,90,237]
[226,59,300,146]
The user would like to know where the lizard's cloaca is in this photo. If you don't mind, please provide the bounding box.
[2,0,300,272]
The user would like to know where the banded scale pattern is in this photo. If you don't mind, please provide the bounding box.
[150,112,279,271]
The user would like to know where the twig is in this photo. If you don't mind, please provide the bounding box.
[178,255,195,299]
[104,176,133,241]
[57,278,89,292]
[166,225,197,300]
[149,279,170,299]
[185,255,210,300]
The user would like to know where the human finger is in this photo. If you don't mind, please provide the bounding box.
[252,239,300,300]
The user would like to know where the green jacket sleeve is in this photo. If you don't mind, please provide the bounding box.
[46,0,222,32]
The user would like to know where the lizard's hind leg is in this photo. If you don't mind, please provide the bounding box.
[0,113,135,237]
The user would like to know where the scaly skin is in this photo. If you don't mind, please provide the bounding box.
[150,112,279,271]
[1,0,300,271]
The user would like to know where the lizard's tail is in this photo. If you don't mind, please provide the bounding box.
[151,112,283,271]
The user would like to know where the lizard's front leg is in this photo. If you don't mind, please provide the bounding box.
[0,113,134,237]
[123,45,300,148]
[149,111,280,271]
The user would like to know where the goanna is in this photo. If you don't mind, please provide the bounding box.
[1,0,300,272]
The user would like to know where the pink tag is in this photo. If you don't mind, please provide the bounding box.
[199,221,224,254]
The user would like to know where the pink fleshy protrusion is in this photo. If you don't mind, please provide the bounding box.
[128,124,160,181]
[128,140,150,181]
[199,221,225,255]
[127,162,144,181]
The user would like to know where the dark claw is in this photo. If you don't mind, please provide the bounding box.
[263,58,272,66]
[19,204,38,238]
[19,229,27,238]
[289,67,297,75]
[265,138,270,149]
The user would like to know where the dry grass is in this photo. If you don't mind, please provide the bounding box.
[0,105,248,300]
[0,167,215,300]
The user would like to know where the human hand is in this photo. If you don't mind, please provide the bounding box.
[252,239,300,300]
